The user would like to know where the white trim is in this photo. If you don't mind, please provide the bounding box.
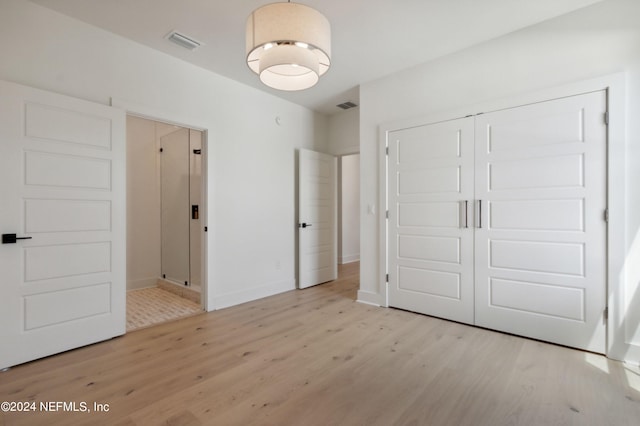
[605,75,629,361]
[126,277,157,291]
[356,290,383,307]
[376,73,627,360]
[111,97,213,312]
[376,125,389,308]
[340,255,360,264]
[332,146,360,156]
[356,298,382,308]
[213,279,295,310]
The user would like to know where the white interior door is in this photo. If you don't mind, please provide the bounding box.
[298,149,337,289]
[0,80,126,369]
[474,91,608,353]
[387,118,475,324]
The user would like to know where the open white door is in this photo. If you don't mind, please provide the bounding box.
[0,80,126,369]
[298,149,337,289]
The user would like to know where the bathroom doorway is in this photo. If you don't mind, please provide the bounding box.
[125,115,205,331]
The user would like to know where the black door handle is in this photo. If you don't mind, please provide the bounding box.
[2,234,32,244]
[299,223,313,228]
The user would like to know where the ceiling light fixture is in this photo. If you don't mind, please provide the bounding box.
[246,1,331,91]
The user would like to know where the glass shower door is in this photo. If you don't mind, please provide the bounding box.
[160,128,190,285]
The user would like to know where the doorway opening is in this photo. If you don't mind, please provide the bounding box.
[125,115,205,331]
[338,153,360,266]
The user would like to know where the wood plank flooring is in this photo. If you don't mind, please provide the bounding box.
[1,262,639,425]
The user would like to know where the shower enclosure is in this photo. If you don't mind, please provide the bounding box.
[159,127,202,290]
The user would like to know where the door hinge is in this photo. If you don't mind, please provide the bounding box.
[604,307,608,321]
[386,210,389,219]
[604,208,609,223]
[159,147,164,153]
[604,111,609,125]
[385,146,389,156]
[204,226,208,232]
[386,273,389,283]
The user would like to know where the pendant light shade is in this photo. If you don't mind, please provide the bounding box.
[246,2,331,91]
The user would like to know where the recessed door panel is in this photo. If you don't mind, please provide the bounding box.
[24,283,112,330]
[25,151,111,189]
[489,240,585,276]
[398,267,461,300]
[487,109,584,153]
[488,278,584,321]
[398,235,460,264]
[398,202,460,228]
[25,199,111,233]
[489,154,584,191]
[490,199,584,232]
[25,242,111,282]
[395,125,461,162]
[398,167,461,195]
[25,102,112,149]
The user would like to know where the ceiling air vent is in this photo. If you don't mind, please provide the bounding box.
[336,101,358,110]
[166,31,202,51]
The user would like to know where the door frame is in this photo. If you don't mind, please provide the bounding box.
[111,98,211,312]
[377,73,626,359]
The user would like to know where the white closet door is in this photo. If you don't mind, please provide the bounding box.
[388,118,475,324]
[474,91,607,353]
[0,80,126,369]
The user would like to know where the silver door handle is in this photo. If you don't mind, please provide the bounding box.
[464,200,469,228]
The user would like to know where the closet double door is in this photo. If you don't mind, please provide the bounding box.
[387,91,607,353]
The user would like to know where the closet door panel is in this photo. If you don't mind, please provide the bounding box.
[388,118,475,324]
[474,91,607,353]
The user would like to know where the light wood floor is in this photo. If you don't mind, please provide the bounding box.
[1,262,639,425]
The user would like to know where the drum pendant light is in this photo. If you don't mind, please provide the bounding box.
[246,1,331,91]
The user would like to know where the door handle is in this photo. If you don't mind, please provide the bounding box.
[464,200,469,229]
[299,223,312,228]
[2,234,32,244]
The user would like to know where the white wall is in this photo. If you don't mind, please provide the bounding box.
[126,116,162,290]
[358,0,640,363]
[340,154,360,264]
[328,108,360,156]
[0,0,329,311]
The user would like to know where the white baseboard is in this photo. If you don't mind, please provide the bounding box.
[127,277,157,291]
[339,254,360,264]
[211,279,296,310]
[357,290,383,307]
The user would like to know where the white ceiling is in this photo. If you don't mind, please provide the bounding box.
[30,0,602,115]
